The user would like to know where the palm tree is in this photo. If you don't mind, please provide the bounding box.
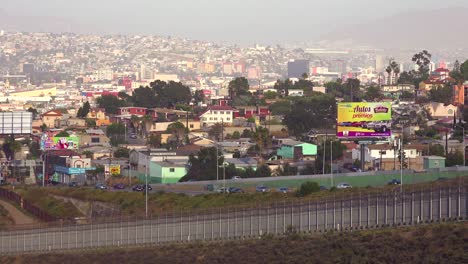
[141,115,153,139]
[130,115,141,134]
[385,65,392,85]
[390,61,400,84]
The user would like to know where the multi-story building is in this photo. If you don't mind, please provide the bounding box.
[200,106,234,127]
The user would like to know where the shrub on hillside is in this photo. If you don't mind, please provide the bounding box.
[296,181,320,197]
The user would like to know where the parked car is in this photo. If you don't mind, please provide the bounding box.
[95,183,107,190]
[143,184,153,191]
[388,179,401,185]
[232,176,242,180]
[319,185,329,191]
[256,185,269,193]
[336,183,352,189]
[129,133,137,139]
[277,187,289,193]
[228,187,244,193]
[132,185,144,192]
[68,182,78,187]
[216,187,229,193]
[113,183,126,189]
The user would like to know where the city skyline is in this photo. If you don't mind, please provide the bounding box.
[1,1,468,47]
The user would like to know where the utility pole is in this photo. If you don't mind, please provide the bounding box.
[330,140,333,186]
[145,156,149,218]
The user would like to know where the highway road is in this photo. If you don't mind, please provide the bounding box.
[0,183,466,254]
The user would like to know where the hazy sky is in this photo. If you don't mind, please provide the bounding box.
[2,0,468,44]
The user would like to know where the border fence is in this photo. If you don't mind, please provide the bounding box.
[0,189,57,222]
[0,180,467,254]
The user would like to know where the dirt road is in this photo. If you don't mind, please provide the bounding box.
[0,200,36,225]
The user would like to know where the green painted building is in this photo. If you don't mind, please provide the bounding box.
[150,161,187,184]
[277,140,317,160]
[423,156,446,170]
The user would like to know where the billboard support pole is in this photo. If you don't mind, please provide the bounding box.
[360,144,366,171]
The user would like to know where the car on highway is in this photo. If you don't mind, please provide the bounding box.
[256,185,269,193]
[216,187,229,193]
[68,181,79,187]
[143,184,153,191]
[113,183,126,189]
[132,185,144,192]
[95,183,107,190]
[228,187,244,193]
[388,179,401,185]
[232,176,242,180]
[336,183,352,189]
[320,185,329,191]
[277,187,289,193]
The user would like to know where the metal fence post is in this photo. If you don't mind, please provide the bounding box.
[411,192,414,224]
[61,221,63,249]
[458,184,461,218]
[76,223,78,249]
[242,209,245,237]
[188,211,191,241]
[325,200,328,230]
[226,209,229,238]
[420,189,424,222]
[234,209,237,237]
[250,207,253,236]
[195,214,198,240]
[333,198,336,229]
[402,191,406,223]
[394,192,397,224]
[448,187,451,218]
[350,198,353,228]
[203,211,206,240]
[308,201,311,231]
[211,209,214,240]
[384,193,388,225]
[267,206,270,234]
[439,187,442,219]
[341,199,344,228]
[430,187,433,221]
[219,208,222,239]
[165,213,168,242]
[358,194,362,227]
[376,195,379,226]
[316,202,318,230]
[283,201,286,233]
[275,203,278,234]
[367,194,370,226]
[181,210,184,241]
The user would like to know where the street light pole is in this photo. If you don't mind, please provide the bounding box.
[330,140,333,186]
[145,156,149,218]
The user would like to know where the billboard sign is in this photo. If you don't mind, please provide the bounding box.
[337,102,392,138]
[105,164,121,176]
[0,112,33,135]
[40,135,80,150]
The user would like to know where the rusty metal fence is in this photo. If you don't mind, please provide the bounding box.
[0,188,57,222]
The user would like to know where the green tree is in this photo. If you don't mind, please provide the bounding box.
[147,134,162,148]
[96,95,126,114]
[232,131,241,139]
[255,164,271,178]
[429,144,445,156]
[252,126,271,156]
[269,100,292,115]
[263,91,278,99]
[274,79,293,97]
[28,141,42,159]
[27,107,38,119]
[167,122,186,146]
[106,123,126,146]
[346,78,361,101]
[459,59,468,81]
[296,181,320,197]
[412,50,432,75]
[400,90,415,100]
[241,129,253,138]
[150,80,192,108]
[428,85,453,104]
[325,80,344,97]
[130,86,157,108]
[181,147,223,181]
[208,123,223,141]
[364,86,383,101]
[277,163,298,176]
[114,147,130,158]
[77,101,91,118]
[446,150,463,167]
[228,77,250,98]
[284,95,336,137]
[55,131,70,137]
[2,137,21,160]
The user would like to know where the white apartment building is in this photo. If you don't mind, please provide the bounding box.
[200,106,234,127]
